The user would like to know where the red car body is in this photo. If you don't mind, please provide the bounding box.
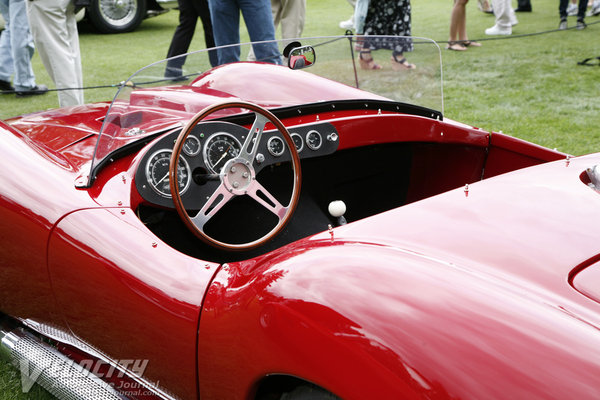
[1,41,600,400]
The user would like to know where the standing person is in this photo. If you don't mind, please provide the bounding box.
[354,0,368,35]
[559,0,589,29]
[207,0,281,65]
[165,0,217,79]
[272,0,306,44]
[358,0,415,70]
[26,0,83,107]
[247,0,306,62]
[0,0,47,96]
[447,0,481,51]
[485,0,517,35]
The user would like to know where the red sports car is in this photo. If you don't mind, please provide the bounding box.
[1,37,600,400]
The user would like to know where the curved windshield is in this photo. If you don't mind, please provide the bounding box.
[88,35,442,186]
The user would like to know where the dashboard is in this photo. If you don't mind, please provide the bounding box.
[135,120,339,208]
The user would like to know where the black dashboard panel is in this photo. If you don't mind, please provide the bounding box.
[135,120,339,208]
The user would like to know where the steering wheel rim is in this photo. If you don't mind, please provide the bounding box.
[170,101,302,251]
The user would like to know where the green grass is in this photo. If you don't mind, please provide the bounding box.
[419,0,600,155]
[1,0,599,154]
[0,360,53,399]
[0,0,599,398]
[0,0,598,155]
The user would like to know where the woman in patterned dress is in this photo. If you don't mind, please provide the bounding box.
[358,0,415,70]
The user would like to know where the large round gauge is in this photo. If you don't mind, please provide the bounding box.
[204,133,242,173]
[145,150,191,198]
[183,135,201,156]
[306,130,322,150]
[291,133,304,152]
[267,136,285,157]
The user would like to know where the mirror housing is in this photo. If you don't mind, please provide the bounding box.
[286,44,316,70]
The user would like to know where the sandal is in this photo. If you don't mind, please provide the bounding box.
[462,40,482,47]
[446,41,468,51]
[359,51,382,70]
[391,54,416,70]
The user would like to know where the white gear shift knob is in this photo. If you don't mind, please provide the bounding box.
[328,200,346,218]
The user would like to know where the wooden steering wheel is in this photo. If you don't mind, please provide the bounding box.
[169,101,302,251]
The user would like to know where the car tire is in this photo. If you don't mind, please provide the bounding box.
[86,0,146,33]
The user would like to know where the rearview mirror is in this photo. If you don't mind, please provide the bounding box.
[286,45,315,70]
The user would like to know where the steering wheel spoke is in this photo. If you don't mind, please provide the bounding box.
[239,113,269,163]
[190,183,234,230]
[247,180,289,220]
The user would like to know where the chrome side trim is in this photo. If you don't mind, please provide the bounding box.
[0,330,19,361]
[0,327,125,400]
[18,319,178,400]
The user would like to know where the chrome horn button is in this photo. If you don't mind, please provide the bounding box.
[222,158,253,195]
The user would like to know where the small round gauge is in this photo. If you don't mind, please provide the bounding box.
[291,133,304,152]
[145,150,191,198]
[306,130,322,150]
[267,136,285,157]
[204,132,242,173]
[183,135,201,156]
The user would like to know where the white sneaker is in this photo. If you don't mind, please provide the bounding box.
[339,16,354,30]
[485,24,512,35]
[589,2,600,16]
[559,19,568,29]
[510,15,519,26]
[567,3,578,16]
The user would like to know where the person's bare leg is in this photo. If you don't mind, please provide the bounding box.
[458,0,468,41]
[448,0,467,50]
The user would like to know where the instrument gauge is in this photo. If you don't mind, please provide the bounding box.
[306,130,322,150]
[291,133,304,152]
[267,137,285,157]
[146,150,191,198]
[204,133,242,173]
[183,135,201,156]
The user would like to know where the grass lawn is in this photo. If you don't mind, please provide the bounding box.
[0,0,599,155]
[0,0,599,398]
[0,361,52,399]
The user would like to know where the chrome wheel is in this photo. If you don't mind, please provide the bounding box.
[99,0,137,27]
[87,0,146,33]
